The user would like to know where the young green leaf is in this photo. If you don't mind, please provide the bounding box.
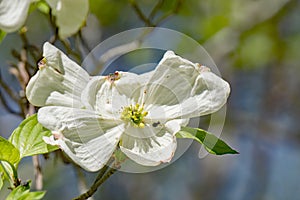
[5,182,30,200]
[0,171,3,190]
[0,161,16,187]
[5,181,45,200]
[9,114,58,159]
[0,136,20,164]
[36,1,50,14]
[176,126,239,155]
[17,191,46,200]
[0,30,6,43]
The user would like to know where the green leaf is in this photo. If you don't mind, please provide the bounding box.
[0,30,6,43]
[0,161,15,187]
[0,136,20,164]
[9,114,58,159]
[176,126,239,155]
[0,171,3,190]
[5,182,30,200]
[5,181,46,200]
[36,1,50,14]
[18,191,46,200]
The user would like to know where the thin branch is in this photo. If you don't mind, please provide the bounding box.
[93,158,115,184]
[90,40,140,76]
[149,0,165,20]
[0,90,22,116]
[73,167,118,200]
[155,0,183,25]
[0,71,20,103]
[19,28,41,72]
[129,0,155,26]
[59,38,82,63]
[32,155,43,190]
[18,49,30,89]
[74,166,95,200]
[77,30,92,53]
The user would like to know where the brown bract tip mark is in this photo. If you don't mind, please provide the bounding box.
[53,131,63,140]
[196,63,210,73]
[106,71,121,83]
[38,58,47,70]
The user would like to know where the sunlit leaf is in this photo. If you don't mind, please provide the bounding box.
[9,114,58,159]
[0,30,6,43]
[0,171,3,190]
[0,161,15,186]
[5,181,45,200]
[36,1,50,14]
[176,126,239,155]
[0,136,20,164]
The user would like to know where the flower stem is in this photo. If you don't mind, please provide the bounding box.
[73,167,118,200]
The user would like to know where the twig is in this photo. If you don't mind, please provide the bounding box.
[59,38,82,63]
[73,167,118,200]
[129,0,155,26]
[74,166,95,200]
[19,28,41,72]
[0,89,21,115]
[149,0,165,20]
[92,158,115,184]
[90,40,140,75]
[155,0,183,25]
[78,30,92,53]
[0,76,20,103]
[73,158,117,200]
[32,155,43,190]
[18,49,30,89]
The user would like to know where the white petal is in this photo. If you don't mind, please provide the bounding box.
[143,51,230,119]
[26,42,90,108]
[120,127,177,166]
[81,72,143,117]
[46,0,89,39]
[43,135,60,146]
[165,119,189,134]
[38,106,123,172]
[0,0,32,32]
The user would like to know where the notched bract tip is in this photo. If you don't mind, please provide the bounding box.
[38,58,47,70]
[106,71,121,83]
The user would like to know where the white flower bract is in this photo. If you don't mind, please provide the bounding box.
[46,0,89,39]
[0,0,33,32]
[26,42,230,172]
[0,0,88,38]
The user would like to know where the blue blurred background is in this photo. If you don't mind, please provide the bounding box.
[1,0,300,199]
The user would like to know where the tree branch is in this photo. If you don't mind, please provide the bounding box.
[129,0,155,26]
[32,155,43,190]
[73,167,118,200]
[155,0,183,25]
[74,166,95,200]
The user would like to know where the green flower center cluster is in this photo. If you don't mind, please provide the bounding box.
[121,104,148,128]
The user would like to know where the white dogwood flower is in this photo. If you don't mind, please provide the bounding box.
[46,0,89,38]
[26,42,230,172]
[0,0,88,38]
[0,0,33,32]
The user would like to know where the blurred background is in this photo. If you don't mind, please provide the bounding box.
[1,0,300,199]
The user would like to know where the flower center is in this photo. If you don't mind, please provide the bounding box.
[121,104,148,128]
